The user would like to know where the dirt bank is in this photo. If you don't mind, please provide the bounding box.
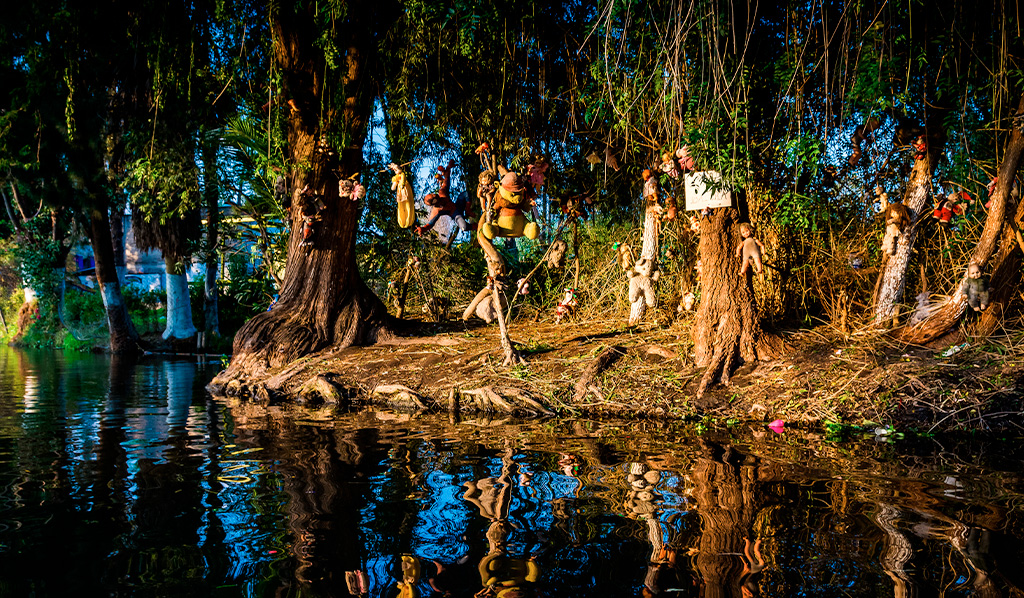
[207,316,1024,435]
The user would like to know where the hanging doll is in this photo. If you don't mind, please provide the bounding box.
[338,177,365,201]
[880,202,911,256]
[676,146,695,172]
[527,156,550,190]
[482,171,539,240]
[300,208,321,248]
[659,152,681,179]
[545,239,568,270]
[642,169,661,210]
[416,160,474,236]
[959,264,990,312]
[388,163,415,228]
[911,135,927,160]
[554,194,590,220]
[628,258,660,321]
[986,176,1020,208]
[736,223,764,276]
[296,186,324,248]
[933,192,966,228]
[604,146,621,171]
[554,288,578,323]
[474,142,491,169]
[613,242,635,271]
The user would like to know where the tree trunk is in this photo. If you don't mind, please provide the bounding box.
[109,207,127,286]
[693,208,782,402]
[220,3,393,381]
[201,140,220,336]
[873,112,948,325]
[162,257,197,340]
[88,206,140,353]
[899,95,1024,343]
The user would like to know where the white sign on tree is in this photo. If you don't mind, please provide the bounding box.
[684,171,733,211]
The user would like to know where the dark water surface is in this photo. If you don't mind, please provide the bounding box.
[1,348,1023,597]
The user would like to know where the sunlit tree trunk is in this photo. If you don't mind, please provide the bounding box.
[899,94,1024,343]
[694,207,782,402]
[218,2,394,383]
[873,113,947,326]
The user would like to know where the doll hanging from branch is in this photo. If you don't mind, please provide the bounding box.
[736,223,764,276]
[388,162,415,228]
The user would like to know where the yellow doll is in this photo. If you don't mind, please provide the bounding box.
[388,163,415,228]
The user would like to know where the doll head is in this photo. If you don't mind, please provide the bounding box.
[739,222,754,238]
[967,263,982,279]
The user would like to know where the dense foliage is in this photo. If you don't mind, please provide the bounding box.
[0,0,1022,350]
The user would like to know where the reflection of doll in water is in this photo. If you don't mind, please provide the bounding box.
[626,462,684,598]
[463,448,541,597]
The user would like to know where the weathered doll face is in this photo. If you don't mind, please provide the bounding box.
[967,264,981,279]
[740,225,752,238]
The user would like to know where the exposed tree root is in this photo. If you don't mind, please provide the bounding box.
[459,386,553,417]
[297,375,345,405]
[574,346,627,401]
[371,384,427,411]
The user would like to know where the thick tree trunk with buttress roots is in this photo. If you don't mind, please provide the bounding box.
[88,207,140,353]
[693,208,782,402]
[215,2,393,384]
[899,96,1024,344]
[873,113,948,325]
[162,258,197,340]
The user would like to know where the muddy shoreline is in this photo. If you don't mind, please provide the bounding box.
[207,318,1024,436]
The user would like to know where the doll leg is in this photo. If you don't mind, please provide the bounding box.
[753,254,763,274]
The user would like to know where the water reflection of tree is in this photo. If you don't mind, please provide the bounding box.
[269,422,381,594]
[691,440,784,598]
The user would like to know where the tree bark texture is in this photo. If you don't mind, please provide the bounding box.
[88,206,140,353]
[693,208,782,402]
[691,441,768,598]
[899,95,1024,344]
[223,3,392,380]
[162,261,197,340]
[873,113,948,325]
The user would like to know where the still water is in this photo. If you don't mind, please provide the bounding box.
[0,348,1023,597]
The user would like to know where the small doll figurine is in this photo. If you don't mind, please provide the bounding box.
[474,142,491,169]
[680,292,696,312]
[736,222,764,276]
[986,176,1020,208]
[613,242,635,271]
[554,288,578,323]
[642,169,659,206]
[959,264,990,312]
[388,162,415,228]
[676,146,695,172]
[659,152,680,179]
[880,202,911,256]
[688,213,701,233]
[933,192,965,227]
[527,155,550,189]
[300,209,320,247]
[912,135,927,160]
